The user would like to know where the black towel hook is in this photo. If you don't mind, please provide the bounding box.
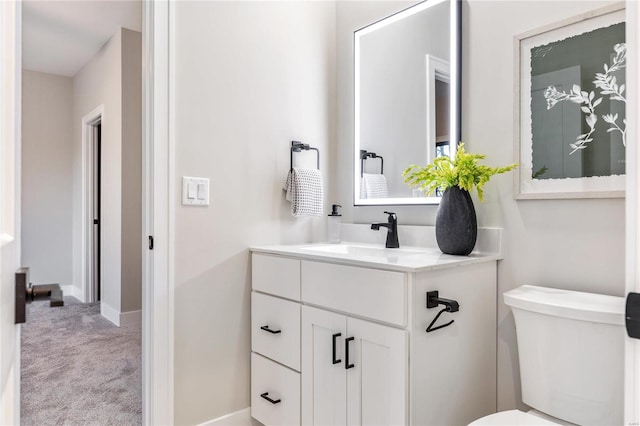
[425,291,460,333]
[426,308,454,333]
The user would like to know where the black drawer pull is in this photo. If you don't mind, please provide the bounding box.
[345,336,355,369]
[260,325,282,334]
[332,333,342,364]
[260,392,281,404]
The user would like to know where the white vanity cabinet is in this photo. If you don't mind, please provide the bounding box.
[251,249,498,426]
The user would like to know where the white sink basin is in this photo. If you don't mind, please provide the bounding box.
[299,243,433,261]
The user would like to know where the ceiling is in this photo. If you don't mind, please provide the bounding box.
[22,1,142,77]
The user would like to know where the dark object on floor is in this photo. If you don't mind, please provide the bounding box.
[15,267,64,324]
[29,283,64,307]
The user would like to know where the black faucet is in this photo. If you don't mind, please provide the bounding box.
[371,211,399,248]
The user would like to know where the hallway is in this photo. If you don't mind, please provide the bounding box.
[21,298,141,425]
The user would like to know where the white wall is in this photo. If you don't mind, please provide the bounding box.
[464,0,625,411]
[171,1,336,423]
[335,0,625,412]
[72,28,142,319]
[21,70,73,287]
[168,1,625,422]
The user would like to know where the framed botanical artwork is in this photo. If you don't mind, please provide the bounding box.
[514,3,626,199]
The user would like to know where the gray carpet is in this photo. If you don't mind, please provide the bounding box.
[21,298,141,425]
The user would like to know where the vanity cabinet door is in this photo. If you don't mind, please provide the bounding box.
[302,306,347,426]
[302,306,408,426]
[345,317,408,426]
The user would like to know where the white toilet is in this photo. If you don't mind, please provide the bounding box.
[471,285,625,425]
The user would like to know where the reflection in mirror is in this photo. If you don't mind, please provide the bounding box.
[354,0,461,205]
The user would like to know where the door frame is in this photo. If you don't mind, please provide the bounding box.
[0,1,174,425]
[0,0,22,424]
[81,105,104,304]
[625,2,640,424]
[142,1,174,424]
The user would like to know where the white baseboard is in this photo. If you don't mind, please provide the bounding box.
[198,408,260,426]
[100,304,142,327]
[120,309,142,326]
[60,285,82,301]
[100,302,120,326]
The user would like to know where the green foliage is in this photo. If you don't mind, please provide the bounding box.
[532,165,548,179]
[402,143,517,202]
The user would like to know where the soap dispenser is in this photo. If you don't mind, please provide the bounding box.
[328,204,342,244]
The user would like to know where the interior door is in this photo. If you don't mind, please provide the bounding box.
[92,123,101,302]
[301,305,347,426]
[345,317,407,426]
[0,1,21,423]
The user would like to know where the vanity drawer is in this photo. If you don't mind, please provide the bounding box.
[252,292,301,371]
[253,253,301,301]
[251,353,301,426]
[301,261,407,327]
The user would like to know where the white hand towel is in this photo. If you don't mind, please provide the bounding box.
[361,173,388,199]
[283,167,324,217]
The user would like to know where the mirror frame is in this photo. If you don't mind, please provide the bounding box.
[353,0,461,206]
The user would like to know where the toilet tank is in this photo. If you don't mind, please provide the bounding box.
[504,285,625,426]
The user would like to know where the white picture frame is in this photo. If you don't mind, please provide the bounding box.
[514,3,626,199]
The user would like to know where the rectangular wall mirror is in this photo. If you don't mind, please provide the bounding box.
[354,0,461,205]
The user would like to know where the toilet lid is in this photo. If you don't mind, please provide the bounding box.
[470,410,560,425]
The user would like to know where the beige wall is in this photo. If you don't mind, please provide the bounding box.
[21,70,73,286]
[72,28,141,317]
[73,29,123,313]
[172,1,336,423]
[335,0,625,412]
[120,28,142,313]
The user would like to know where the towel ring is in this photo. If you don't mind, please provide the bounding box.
[360,150,384,177]
[290,141,320,172]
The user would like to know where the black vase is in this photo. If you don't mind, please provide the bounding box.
[435,186,477,256]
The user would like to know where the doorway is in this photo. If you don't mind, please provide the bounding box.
[1,2,173,424]
[20,1,142,422]
[83,107,103,305]
[91,120,101,302]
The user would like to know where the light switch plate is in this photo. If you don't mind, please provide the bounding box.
[182,176,209,206]
[187,183,197,199]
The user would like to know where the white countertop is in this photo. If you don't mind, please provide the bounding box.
[250,242,500,273]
